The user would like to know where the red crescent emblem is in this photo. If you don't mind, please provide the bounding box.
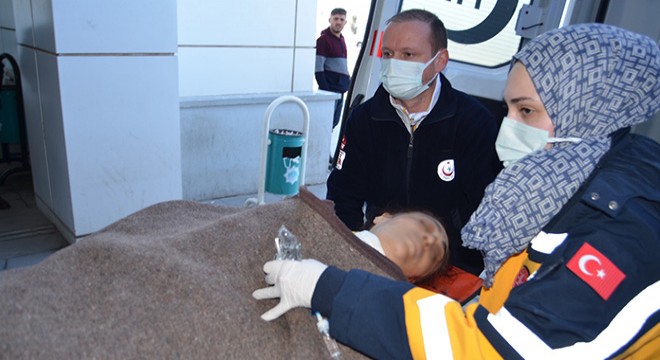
[442,165,452,176]
[437,159,455,182]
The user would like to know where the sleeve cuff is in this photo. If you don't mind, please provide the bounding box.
[311,266,347,317]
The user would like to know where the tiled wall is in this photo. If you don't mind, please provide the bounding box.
[11,0,182,240]
[180,92,337,200]
[176,0,317,96]
[4,0,331,241]
[176,0,335,202]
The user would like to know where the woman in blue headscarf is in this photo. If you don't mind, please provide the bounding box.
[254,23,660,359]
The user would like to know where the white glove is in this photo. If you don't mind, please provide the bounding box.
[253,259,328,321]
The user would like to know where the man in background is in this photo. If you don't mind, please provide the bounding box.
[315,8,350,130]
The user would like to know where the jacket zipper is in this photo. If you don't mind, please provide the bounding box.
[405,127,414,205]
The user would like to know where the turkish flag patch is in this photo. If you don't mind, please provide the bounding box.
[566,242,626,300]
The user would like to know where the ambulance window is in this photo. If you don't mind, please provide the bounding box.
[400,0,531,68]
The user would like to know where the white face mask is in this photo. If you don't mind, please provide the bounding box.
[495,117,582,167]
[380,52,439,100]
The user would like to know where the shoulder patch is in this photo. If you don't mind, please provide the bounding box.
[566,242,626,300]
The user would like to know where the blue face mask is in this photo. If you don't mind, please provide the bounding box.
[380,52,439,100]
[495,117,582,167]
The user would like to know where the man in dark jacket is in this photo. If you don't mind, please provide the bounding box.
[315,8,350,129]
[327,9,501,275]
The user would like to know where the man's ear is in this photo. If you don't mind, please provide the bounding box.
[435,49,449,72]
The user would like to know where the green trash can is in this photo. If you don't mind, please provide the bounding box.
[265,128,304,195]
[0,87,20,144]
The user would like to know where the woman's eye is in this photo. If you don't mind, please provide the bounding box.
[521,107,534,116]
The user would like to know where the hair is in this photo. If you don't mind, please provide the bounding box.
[367,208,451,282]
[387,9,447,53]
[400,209,452,286]
[417,211,450,282]
[331,8,346,16]
[413,220,450,286]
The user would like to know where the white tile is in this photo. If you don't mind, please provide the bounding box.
[0,28,18,57]
[0,0,15,28]
[31,0,56,52]
[180,103,265,199]
[178,47,293,97]
[57,55,181,235]
[179,91,337,200]
[36,51,74,230]
[296,0,317,47]
[12,0,34,47]
[293,48,315,92]
[177,0,296,46]
[48,0,177,54]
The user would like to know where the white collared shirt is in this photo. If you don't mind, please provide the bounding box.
[389,74,442,134]
[354,230,385,256]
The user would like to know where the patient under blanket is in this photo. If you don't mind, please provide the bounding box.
[0,188,479,359]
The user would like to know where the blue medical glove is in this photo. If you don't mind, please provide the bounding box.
[253,259,328,321]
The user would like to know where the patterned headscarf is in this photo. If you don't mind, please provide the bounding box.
[462,23,660,287]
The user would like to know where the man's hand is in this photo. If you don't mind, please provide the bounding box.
[253,259,328,321]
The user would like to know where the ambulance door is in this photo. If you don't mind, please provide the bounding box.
[336,0,660,159]
[338,0,532,147]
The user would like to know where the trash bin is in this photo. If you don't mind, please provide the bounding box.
[265,128,305,195]
[0,86,20,144]
[245,95,309,207]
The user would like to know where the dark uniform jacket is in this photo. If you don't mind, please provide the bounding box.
[315,130,660,359]
[327,73,502,274]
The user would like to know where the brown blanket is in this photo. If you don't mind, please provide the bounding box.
[0,188,404,359]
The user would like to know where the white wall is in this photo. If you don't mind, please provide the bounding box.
[5,0,337,241]
[180,92,336,200]
[11,0,182,241]
[176,0,338,202]
[177,0,317,96]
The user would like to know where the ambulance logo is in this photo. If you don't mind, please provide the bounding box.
[567,242,626,300]
[437,159,455,182]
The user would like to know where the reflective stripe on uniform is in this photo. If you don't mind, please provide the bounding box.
[404,288,454,359]
[486,280,660,359]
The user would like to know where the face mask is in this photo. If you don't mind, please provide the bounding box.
[495,117,582,167]
[380,52,439,100]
